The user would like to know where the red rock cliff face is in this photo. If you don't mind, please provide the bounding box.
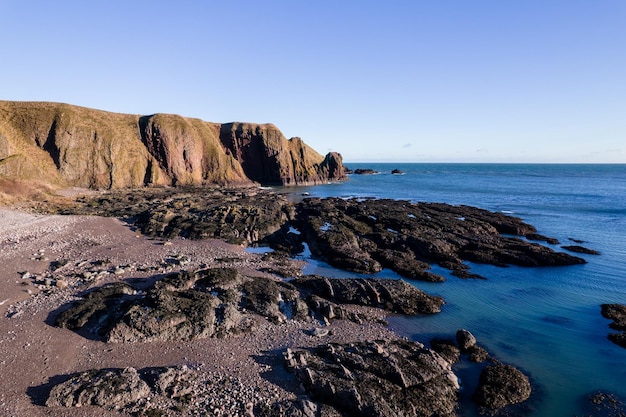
[0,101,346,189]
[220,122,346,186]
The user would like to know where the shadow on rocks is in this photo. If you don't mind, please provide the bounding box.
[27,373,74,406]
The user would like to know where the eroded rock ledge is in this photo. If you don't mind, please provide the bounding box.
[54,268,443,343]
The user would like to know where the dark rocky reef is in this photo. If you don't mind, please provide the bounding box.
[352,168,378,175]
[562,245,601,255]
[53,268,442,343]
[583,391,626,417]
[601,304,626,348]
[292,198,586,280]
[277,339,459,417]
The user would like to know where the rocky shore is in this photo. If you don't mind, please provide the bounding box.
[0,187,588,416]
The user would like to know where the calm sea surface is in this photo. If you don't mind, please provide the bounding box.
[281,163,626,417]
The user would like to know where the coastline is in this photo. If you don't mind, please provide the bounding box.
[2,166,623,416]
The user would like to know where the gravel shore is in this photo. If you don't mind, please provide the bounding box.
[0,209,397,417]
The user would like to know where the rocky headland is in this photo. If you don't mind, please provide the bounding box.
[0,101,346,198]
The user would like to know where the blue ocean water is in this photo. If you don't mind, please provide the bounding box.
[284,163,626,416]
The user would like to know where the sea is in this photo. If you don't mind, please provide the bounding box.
[280,163,626,417]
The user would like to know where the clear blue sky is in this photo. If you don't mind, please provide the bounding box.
[1,1,625,163]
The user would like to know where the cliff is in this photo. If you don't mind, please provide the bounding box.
[220,122,344,186]
[0,101,346,190]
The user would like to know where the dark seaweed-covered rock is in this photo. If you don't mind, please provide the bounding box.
[526,233,560,244]
[56,190,584,283]
[54,282,139,336]
[562,245,601,255]
[602,304,626,331]
[584,391,626,417]
[353,168,378,175]
[283,339,459,417]
[473,364,531,410]
[601,304,626,348]
[294,197,585,280]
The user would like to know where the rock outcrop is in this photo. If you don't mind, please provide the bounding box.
[292,275,444,317]
[291,197,586,280]
[281,339,459,417]
[0,100,346,190]
[601,303,626,348]
[53,189,588,280]
[46,367,151,409]
[45,365,203,413]
[53,268,443,343]
[473,364,532,410]
[220,122,346,186]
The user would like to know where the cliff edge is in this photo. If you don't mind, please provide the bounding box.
[0,101,346,191]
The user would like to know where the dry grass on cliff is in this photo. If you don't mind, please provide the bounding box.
[0,178,60,206]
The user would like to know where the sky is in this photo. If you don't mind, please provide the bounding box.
[1,1,625,163]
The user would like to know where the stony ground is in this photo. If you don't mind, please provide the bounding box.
[0,208,397,417]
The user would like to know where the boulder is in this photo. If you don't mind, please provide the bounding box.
[473,364,532,409]
[467,345,490,363]
[45,365,198,412]
[456,329,477,351]
[46,367,150,409]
